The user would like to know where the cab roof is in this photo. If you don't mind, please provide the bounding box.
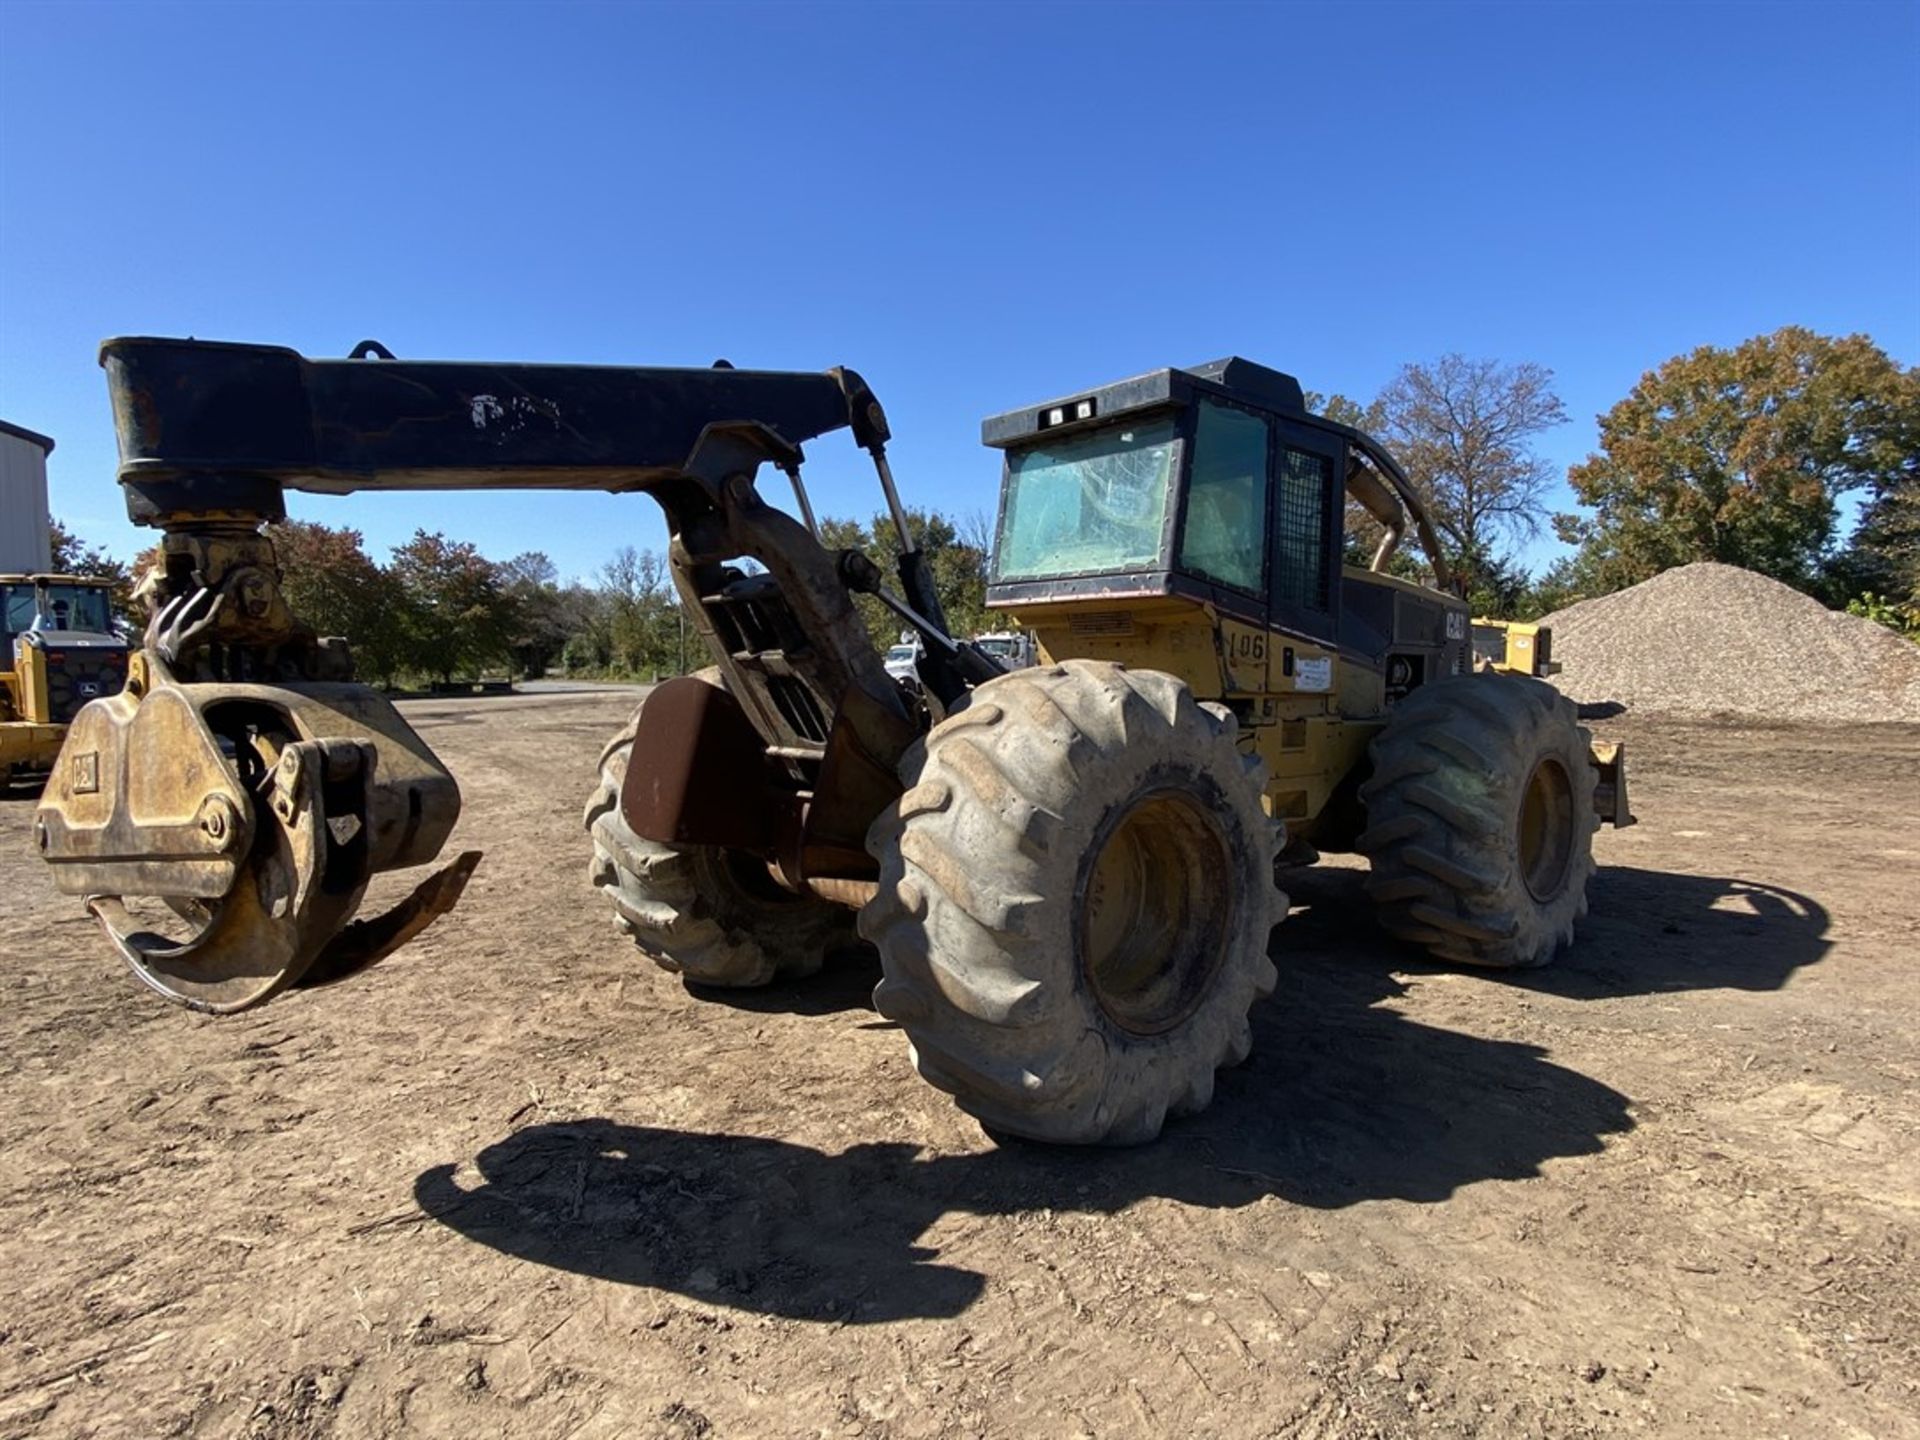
[981,357,1308,450]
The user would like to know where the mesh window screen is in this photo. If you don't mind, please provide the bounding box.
[1276,448,1331,612]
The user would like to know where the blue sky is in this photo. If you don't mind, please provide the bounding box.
[2,1,1915,583]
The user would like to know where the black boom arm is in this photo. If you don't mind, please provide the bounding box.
[102,336,884,522]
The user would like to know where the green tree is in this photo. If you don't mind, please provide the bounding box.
[270,520,410,686]
[599,545,684,677]
[390,530,515,683]
[1826,468,1919,615]
[1508,554,1594,620]
[499,550,574,678]
[1845,591,1919,639]
[819,508,991,652]
[1304,392,1376,432]
[1462,546,1533,620]
[1559,327,1920,592]
[548,580,615,673]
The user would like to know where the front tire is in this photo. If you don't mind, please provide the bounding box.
[1356,674,1597,969]
[584,675,858,988]
[860,660,1286,1145]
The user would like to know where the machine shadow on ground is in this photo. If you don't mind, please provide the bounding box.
[1534,864,1831,996]
[416,860,1830,1323]
[415,965,1629,1323]
[1281,863,1831,1000]
[686,944,886,1018]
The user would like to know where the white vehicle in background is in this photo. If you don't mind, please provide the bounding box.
[883,635,925,692]
[972,630,1037,670]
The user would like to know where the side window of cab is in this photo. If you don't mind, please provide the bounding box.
[1179,399,1270,594]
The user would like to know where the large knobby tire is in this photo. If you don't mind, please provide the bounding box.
[860,659,1286,1146]
[1356,673,1597,969]
[584,673,858,988]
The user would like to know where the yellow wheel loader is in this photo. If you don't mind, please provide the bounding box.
[2,574,129,790]
[36,339,1629,1144]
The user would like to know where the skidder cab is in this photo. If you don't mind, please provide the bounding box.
[41,338,1627,1145]
[980,355,1629,854]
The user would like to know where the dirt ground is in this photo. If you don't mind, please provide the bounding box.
[1,691,1916,1440]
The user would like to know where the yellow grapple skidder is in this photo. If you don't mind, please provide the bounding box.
[40,340,1628,1143]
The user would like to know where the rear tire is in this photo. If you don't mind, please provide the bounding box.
[585,673,858,988]
[1356,674,1597,969]
[860,660,1286,1145]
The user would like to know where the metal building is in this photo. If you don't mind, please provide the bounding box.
[0,419,57,573]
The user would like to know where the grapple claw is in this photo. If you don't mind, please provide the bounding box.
[89,861,329,1015]
[297,849,484,990]
[147,586,227,667]
[39,662,466,1012]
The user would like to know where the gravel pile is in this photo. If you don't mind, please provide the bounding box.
[1538,562,1920,722]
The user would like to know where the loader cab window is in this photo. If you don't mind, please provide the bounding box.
[994,418,1179,581]
[1178,400,1269,594]
[31,584,112,635]
[1,584,33,648]
[2,587,29,645]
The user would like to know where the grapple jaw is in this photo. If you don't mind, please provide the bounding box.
[37,648,478,1013]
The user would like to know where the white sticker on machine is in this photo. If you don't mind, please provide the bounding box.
[1295,656,1332,692]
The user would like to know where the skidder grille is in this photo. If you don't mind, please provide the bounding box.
[767,674,829,743]
[1069,611,1135,638]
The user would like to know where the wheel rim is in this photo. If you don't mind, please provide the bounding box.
[1518,756,1575,901]
[1078,786,1234,1036]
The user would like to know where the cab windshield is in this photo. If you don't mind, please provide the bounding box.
[2,583,113,639]
[995,419,1178,581]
